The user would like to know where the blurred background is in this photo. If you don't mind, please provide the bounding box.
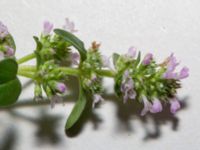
[0,0,199,150]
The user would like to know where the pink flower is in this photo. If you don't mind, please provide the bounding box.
[170,97,181,114]
[56,82,67,93]
[177,67,189,80]
[141,96,152,116]
[142,53,153,65]
[166,53,179,72]
[126,46,136,58]
[63,18,77,33]
[43,21,53,35]
[71,52,80,65]
[120,70,136,103]
[163,54,189,80]
[0,21,9,39]
[150,99,163,113]
[93,94,104,108]
[5,46,14,57]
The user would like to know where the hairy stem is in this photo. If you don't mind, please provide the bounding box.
[17,70,35,79]
[17,65,116,78]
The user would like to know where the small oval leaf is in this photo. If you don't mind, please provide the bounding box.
[65,86,87,130]
[54,29,87,61]
[0,78,22,107]
[0,59,18,84]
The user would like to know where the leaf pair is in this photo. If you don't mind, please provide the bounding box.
[0,59,22,107]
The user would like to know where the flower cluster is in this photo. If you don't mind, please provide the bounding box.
[81,42,109,107]
[114,47,189,115]
[0,22,15,60]
[33,19,79,107]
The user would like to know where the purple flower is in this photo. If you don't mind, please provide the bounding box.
[163,54,189,80]
[63,18,77,33]
[101,55,110,68]
[120,70,136,103]
[126,46,136,58]
[93,94,104,108]
[141,96,152,116]
[5,46,14,57]
[43,21,53,35]
[163,53,179,79]
[166,53,179,72]
[170,97,181,114]
[177,67,189,80]
[150,99,163,113]
[71,52,80,65]
[0,21,9,39]
[142,53,153,65]
[56,82,67,93]
[163,71,178,79]
[0,51,4,60]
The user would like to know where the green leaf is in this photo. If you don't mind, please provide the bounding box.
[134,51,141,67]
[54,29,87,61]
[112,53,120,68]
[65,86,87,130]
[0,59,18,84]
[0,78,22,107]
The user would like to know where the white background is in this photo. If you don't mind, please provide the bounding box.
[0,0,199,150]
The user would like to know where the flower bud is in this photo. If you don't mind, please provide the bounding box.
[63,18,77,33]
[0,21,9,39]
[178,67,189,80]
[127,46,136,58]
[150,99,163,113]
[142,53,153,65]
[5,46,14,57]
[56,82,67,93]
[43,21,53,36]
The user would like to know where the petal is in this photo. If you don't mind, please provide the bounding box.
[178,67,189,79]
[141,96,152,116]
[142,53,153,65]
[56,83,67,93]
[127,46,136,58]
[43,21,53,35]
[150,99,163,113]
[71,52,80,65]
[170,98,181,114]
[93,94,104,108]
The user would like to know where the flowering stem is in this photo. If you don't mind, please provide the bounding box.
[17,65,116,79]
[96,69,116,78]
[17,70,35,79]
[18,65,37,72]
[17,53,36,64]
